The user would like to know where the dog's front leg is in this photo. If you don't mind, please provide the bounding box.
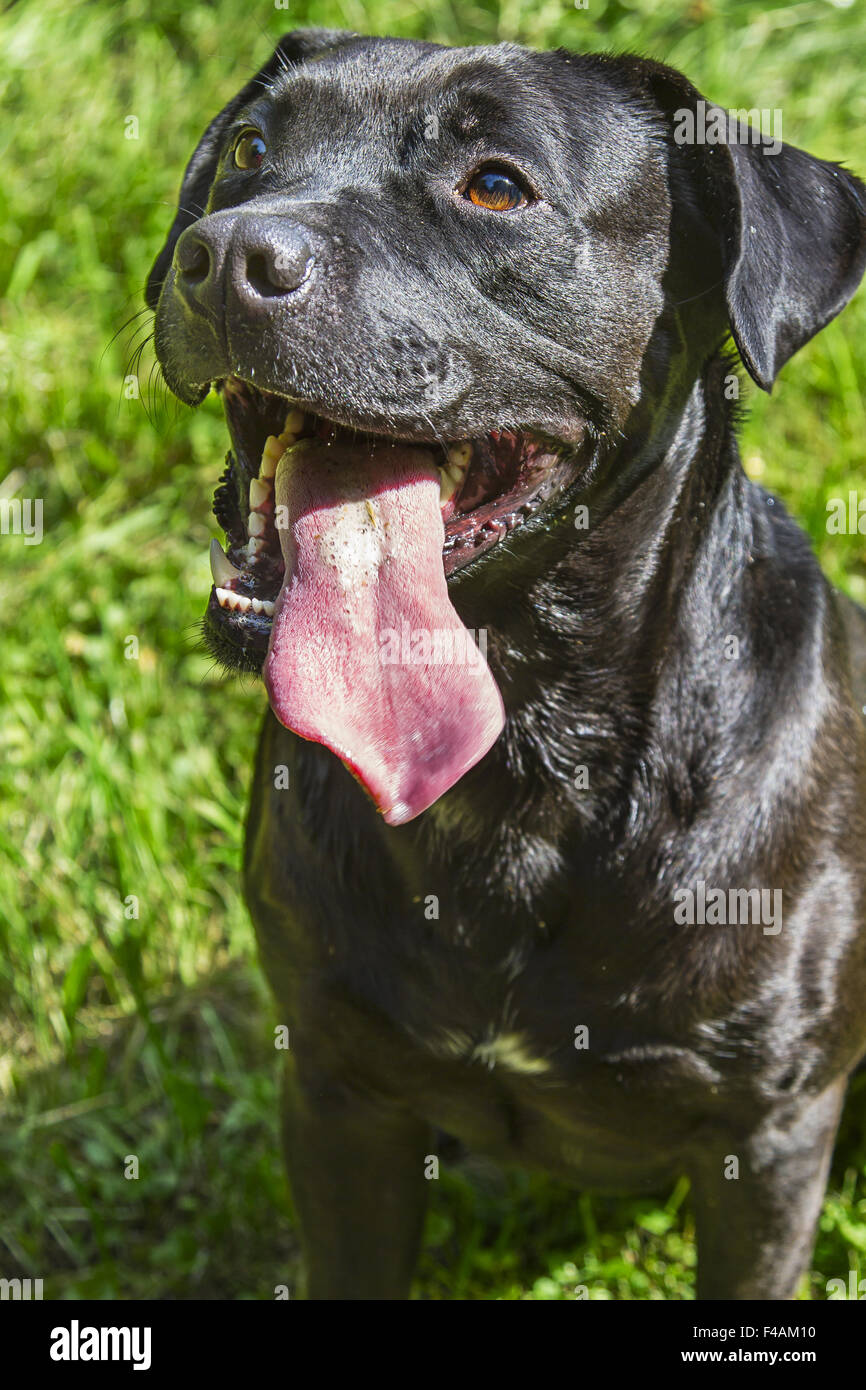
[689,1079,845,1299]
[280,1056,431,1300]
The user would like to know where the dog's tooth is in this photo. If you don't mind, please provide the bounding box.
[447,442,472,475]
[250,596,276,617]
[440,469,460,503]
[246,536,265,557]
[261,435,284,476]
[209,538,241,587]
[261,430,299,478]
[249,476,270,509]
[215,587,252,613]
[248,512,266,537]
[283,408,306,434]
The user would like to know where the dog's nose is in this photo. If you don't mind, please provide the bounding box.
[175,216,314,312]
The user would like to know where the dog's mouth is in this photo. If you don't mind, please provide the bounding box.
[204,377,575,823]
[207,380,573,659]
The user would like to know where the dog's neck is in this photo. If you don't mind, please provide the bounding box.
[436,354,801,872]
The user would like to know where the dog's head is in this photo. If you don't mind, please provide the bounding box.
[148,31,866,823]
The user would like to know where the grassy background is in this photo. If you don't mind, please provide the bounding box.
[1,0,865,1300]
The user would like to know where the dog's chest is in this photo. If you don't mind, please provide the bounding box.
[248,734,735,1159]
[344,936,720,1177]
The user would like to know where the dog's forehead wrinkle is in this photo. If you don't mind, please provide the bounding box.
[266,42,610,173]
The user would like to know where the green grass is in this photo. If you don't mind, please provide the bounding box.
[1,0,865,1299]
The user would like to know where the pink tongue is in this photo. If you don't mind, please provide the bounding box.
[263,439,505,824]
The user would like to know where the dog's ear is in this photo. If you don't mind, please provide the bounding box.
[145,29,355,310]
[632,58,866,391]
[718,140,866,389]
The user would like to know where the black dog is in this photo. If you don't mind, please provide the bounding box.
[147,30,866,1299]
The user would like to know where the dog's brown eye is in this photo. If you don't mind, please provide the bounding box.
[465,167,528,211]
[234,130,267,171]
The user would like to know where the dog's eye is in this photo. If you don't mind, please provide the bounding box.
[233,129,267,171]
[465,167,528,211]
